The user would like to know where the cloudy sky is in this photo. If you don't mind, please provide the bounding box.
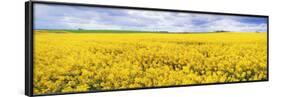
[34,4,267,32]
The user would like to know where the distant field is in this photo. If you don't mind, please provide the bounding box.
[35,30,244,34]
[34,30,267,94]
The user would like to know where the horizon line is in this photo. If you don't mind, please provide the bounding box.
[34,29,267,33]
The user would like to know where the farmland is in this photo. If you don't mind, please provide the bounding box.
[33,30,267,94]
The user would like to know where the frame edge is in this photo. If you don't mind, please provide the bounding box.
[25,1,33,96]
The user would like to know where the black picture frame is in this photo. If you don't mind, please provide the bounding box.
[25,1,269,96]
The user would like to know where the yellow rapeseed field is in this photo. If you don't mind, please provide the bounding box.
[34,30,267,94]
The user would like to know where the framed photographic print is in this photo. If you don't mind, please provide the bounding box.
[25,1,269,96]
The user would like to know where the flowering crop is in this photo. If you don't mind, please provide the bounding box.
[34,31,267,94]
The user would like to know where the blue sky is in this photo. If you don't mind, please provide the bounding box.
[34,4,267,32]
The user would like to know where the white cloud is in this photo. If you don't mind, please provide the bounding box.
[34,3,267,32]
[205,18,267,32]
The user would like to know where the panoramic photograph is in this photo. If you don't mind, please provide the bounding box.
[33,3,268,94]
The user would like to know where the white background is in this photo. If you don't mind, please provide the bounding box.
[0,0,279,97]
